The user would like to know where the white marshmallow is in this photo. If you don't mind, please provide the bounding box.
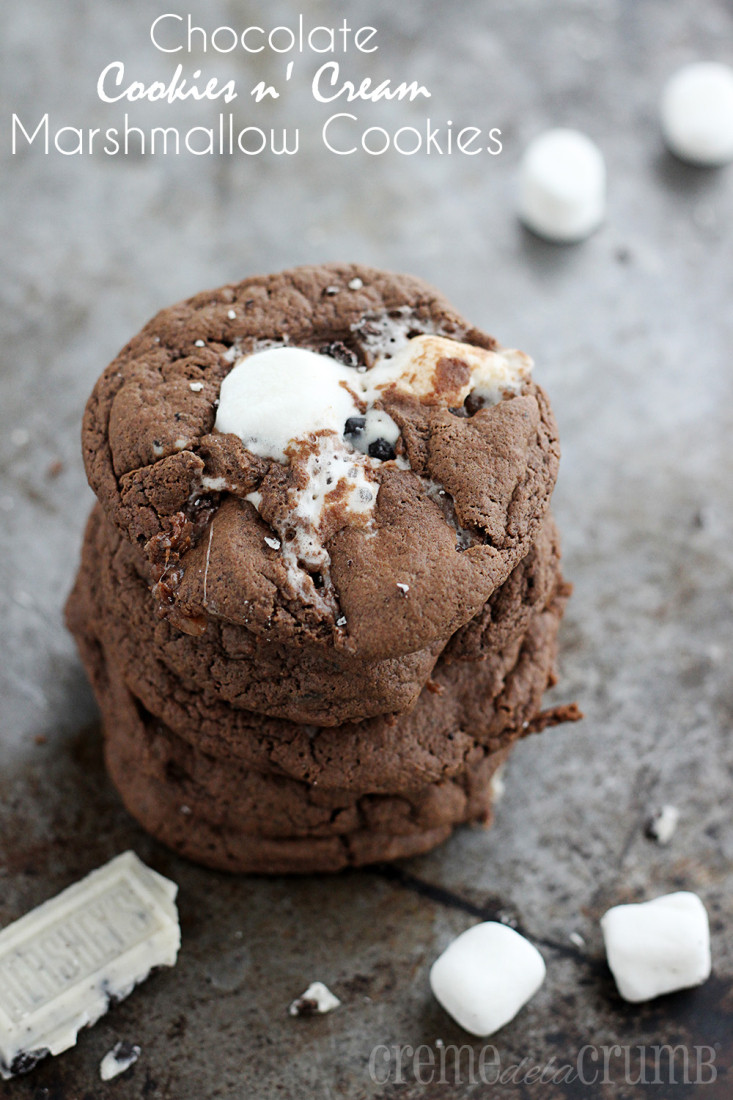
[429,922,546,1037]
[661,62,733,166]
[601,891,711,1003]
[519,128,606,242]
[215,347,362,463]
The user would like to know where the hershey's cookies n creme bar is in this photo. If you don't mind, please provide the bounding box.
[0,851,180,1079]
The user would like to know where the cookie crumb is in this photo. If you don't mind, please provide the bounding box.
[644,804,680,845]
[289,981,341,1017]
[99,1041,141,1082]
[46,459,64,479]
[489,764,506,802]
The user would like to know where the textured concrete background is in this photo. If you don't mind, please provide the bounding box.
[1,0,732,1096]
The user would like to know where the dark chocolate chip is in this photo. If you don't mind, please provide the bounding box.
[368,438,396,461]
[344,416,366,438]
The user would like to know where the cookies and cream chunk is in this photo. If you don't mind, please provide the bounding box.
[0,852,179,1080]
[600,891,711,1003]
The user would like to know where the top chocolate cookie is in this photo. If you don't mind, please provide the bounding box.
[83,264,559,660]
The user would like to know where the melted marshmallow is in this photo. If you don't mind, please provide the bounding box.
[216,333,532,608]
[216,347,362,463]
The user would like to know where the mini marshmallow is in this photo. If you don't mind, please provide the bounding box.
[661,62,733,166]
[429,922,546,1037]
[519,128,606,242]
[601,891,711,1003]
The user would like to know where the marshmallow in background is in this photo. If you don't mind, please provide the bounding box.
[601,891,711,1003]
[519,128,606,243]
[661,62,733,166]
[429,922,546,1037]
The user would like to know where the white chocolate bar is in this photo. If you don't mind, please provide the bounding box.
[0,851,180,1079]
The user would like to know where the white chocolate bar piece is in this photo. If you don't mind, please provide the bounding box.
[0,851,180,1079]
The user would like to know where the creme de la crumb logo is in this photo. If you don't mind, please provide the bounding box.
[367,1041,719,1088]
[9,12,503,160]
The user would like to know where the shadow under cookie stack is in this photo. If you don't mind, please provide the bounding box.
[66,264,579,873]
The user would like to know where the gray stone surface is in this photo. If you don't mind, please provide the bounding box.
[1,0,732,1096]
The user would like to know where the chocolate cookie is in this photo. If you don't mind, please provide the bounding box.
[66,514,573,798]
[82,264,560,661]
[82,630,508,873]
[74,503,562,727]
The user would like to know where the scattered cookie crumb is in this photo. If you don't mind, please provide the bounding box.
[46,459,64,479]
[288,981,341,1017]
[11,428,29,448]
[34,734,47,746]
[489,764,506,803]
[99,1041,141,1082]
[645,804,680,846]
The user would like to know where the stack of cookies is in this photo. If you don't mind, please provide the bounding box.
[66,264,578,873]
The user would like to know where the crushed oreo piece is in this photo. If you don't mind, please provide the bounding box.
[321,340,359,367]
[368,438,396,461]
[344,416,366,439]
